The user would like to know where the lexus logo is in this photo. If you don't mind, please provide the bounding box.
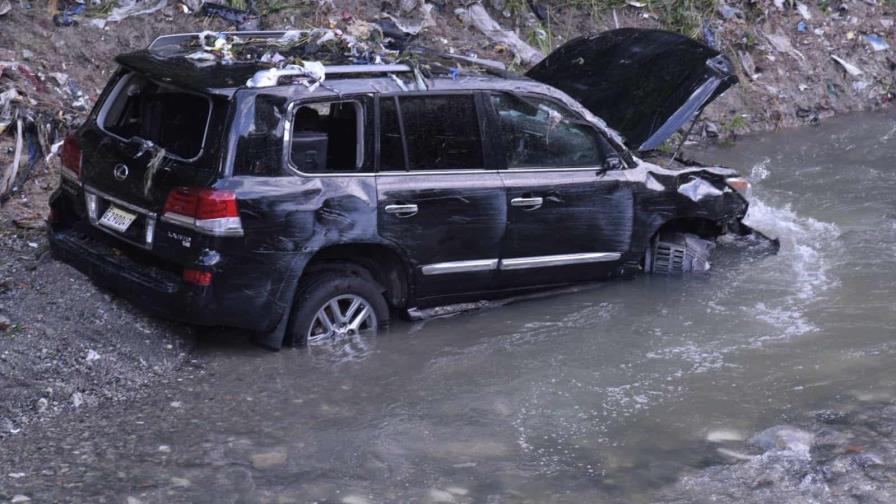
[113,164,129,181]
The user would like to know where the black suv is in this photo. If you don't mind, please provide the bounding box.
[48,28,773,349]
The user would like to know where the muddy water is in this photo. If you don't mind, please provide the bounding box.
[3,112,896,503]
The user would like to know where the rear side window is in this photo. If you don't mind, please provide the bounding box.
[99,73,211,160]
[489,93,605,168]
[378,94,484,171]
[289,100,364,174]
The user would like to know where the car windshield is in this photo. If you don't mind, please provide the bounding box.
[99,72,212,160]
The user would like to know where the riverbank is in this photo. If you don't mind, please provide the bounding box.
[658,397,896,504]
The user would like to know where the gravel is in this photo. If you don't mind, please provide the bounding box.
[0,226,195,439]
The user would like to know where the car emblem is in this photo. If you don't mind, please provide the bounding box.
[113,164,129,181]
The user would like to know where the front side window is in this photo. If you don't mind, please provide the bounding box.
[378,94,484,171]
[490,93,606,169]
[289,100,363,174]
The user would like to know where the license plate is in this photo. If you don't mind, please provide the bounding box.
[98,205,137,233]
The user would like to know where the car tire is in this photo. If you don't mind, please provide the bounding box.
[644,230,716,274]
[286,269,390,347]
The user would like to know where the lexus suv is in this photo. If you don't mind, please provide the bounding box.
[48,28,774,349]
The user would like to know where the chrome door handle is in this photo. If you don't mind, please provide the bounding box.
[510,197,544,210]
[385,203,418,217]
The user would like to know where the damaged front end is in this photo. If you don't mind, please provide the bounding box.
[528,28,777,271]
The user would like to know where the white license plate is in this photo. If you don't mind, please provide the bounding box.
[98,205,137,233]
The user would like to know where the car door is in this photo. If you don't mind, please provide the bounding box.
[375,93,507,304]
[487,91,633,289]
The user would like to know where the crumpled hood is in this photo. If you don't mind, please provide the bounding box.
[526,28,738,152]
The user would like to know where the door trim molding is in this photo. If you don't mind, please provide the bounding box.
[420,252,622,275]
[421,259,499,275]
[500,252,621,270]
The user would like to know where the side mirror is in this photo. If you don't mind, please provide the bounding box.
[598,156,624,176]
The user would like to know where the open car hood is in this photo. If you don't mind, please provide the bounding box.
[525,28,738,152]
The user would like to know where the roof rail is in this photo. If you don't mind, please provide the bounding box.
[148,31,293,50]
[246,64,413,88]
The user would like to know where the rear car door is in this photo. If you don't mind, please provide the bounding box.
[375,93,506,304]
[487,92,633,289]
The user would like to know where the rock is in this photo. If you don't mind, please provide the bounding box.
[85,349,100,362]
[750,425,814,459]
[250,450,288,469]
[703,121,720,138]
[0,314,11,331]
[35,397,48,413]
[706,428,745,443]
[427,488,456,503]
[170,476,191,487]
[446,486,469,496]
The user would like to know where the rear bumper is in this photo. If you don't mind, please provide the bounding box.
[48,225,283,331]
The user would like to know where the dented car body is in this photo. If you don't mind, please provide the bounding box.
[48,29,773,349]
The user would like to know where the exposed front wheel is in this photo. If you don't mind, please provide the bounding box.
[644,230,716,274]
[287,270,389,347]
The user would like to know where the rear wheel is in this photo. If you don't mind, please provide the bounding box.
[287,270,389,347]
[644,230,716,274]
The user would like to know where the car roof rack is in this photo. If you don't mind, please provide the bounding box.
[148,31,293,50]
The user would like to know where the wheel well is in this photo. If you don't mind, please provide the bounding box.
[302,244,410,309]
[653,217,723,240]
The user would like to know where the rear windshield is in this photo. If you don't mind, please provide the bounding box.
[99,72,212,160]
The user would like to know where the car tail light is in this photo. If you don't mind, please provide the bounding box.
[183,268,213,286]
[60,134,82,182]
[162,187,244,237]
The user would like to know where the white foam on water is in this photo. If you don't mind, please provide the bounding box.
[750,158,771,180]
[743,198,840,302]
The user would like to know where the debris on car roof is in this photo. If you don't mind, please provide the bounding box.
[117,28,513,93]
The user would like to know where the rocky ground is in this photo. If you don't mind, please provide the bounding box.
[658,397,896,503]
[0,221,196,440]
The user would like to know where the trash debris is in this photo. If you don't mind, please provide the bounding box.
[738,50,757,78]
[764,31,806,62]
[796,20,807,33]
[528,0,548,20]
[52,2,85,27]
[717,3,741,20]
[0,0,11,17]
[863,34,890,52]
[382,2,437,36]
[246,61,327,90]
[0,118,23,199]
[796,2,812,20]
[107,0,168,23]
[200,1,259,31]
[455,3,543,65]
[831,55,864,77]
[86,349,101,362]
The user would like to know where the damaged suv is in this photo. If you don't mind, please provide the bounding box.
[49,28,774,349]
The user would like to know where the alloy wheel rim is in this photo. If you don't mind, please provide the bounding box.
[307,294,377,344]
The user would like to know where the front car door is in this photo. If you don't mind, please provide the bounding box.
[375,93,507,306]
[487,92,634,290]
